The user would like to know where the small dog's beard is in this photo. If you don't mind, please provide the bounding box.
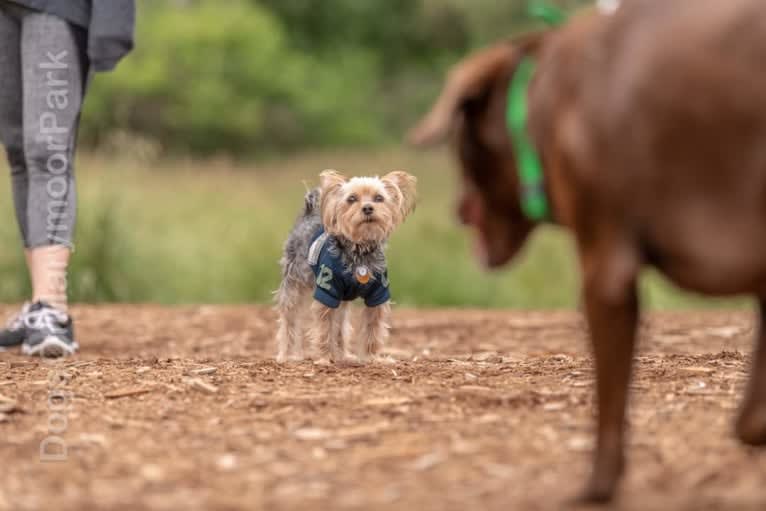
[351,221,388,244]
[338,211,393,244]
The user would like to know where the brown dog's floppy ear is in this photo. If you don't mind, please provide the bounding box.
[407,44,516,147]
[319,169,347,230]
[382,171,417,221]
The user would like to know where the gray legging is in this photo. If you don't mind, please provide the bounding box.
[0,2,88,249]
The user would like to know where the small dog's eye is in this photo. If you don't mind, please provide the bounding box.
[374,194,385,203]
[347,195,358,204]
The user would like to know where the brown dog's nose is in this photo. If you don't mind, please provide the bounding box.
[363,204,374,216]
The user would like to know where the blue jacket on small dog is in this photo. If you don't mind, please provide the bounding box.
[308,227,390,308]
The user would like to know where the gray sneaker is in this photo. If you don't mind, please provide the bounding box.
[0,302,31,349]
[21,302,77,358]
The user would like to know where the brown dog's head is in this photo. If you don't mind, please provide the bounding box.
[409,38,545,268]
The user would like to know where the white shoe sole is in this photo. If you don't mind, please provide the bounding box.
[22,335,79,358]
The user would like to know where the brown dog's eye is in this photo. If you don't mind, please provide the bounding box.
[347,195,358,204]
[373,194,384,203]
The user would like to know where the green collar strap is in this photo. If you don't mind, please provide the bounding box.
[504,0,568,222]
[506,56,549,222]
[528,2,568,26]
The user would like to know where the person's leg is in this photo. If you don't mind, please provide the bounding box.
[21,11,88,313]
[15,11,88,356]
[26,246,70,311]
[0,6,27,244]
[0,6,31,349]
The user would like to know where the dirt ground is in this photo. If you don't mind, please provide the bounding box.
[1,305,765,511]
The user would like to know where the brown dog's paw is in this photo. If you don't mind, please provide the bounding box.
[736,405,766,446]
[568,484,616,507]
[568,468,621,507]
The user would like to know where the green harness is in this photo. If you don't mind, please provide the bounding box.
[505,1,568,222]
[506,57,548,221]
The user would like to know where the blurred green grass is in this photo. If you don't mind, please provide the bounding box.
[0,149,750,309]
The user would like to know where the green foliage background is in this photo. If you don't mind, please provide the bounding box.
[80,0,591,156]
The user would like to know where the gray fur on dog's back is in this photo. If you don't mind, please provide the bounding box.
[278,189,322,293]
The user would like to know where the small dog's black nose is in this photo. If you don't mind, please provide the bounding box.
[363,204,374,216]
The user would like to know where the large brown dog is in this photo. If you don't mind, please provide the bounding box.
[410,0,766,503]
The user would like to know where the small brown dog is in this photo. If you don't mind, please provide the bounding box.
[275,171,416,364]
[410,0,766,503]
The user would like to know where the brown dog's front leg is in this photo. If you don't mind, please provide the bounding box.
[577,246,639,504]
[736,298,766,445]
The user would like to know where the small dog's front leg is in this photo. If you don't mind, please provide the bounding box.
[309,300,345,363]
[275,283,306,363]
[338,304,355,361]
[356,302,391,362]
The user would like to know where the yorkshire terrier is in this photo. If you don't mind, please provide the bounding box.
[275,170,417,364]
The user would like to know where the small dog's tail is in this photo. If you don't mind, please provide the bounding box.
[303,188,321,217]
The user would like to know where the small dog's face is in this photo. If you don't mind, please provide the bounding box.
[319,170,417,244]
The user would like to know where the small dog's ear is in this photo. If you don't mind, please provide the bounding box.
[382,171,417,221]
[319,169,347,192]
[319,169,347,230]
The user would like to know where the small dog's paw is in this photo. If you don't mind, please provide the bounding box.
[352,353,396,365]
[370,355,397,365]
[337,354,365,367]
[313,357,333,367]
[276,353,305,364]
